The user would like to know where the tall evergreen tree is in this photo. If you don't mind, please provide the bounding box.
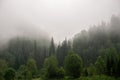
[49,38,55,56]
[56,39,71,66]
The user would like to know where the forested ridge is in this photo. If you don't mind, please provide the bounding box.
[0,15,120,80]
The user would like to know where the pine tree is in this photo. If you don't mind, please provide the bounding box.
[49,38,55,56]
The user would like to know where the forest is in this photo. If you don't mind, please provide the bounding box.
[0,15,120,80]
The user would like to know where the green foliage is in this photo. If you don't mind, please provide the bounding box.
[4,68,16,80]
[95,56,105,75]
[73,15,120,67]
[0,59,8,80]
[42,56,65,79]
[87,64,96,76]
[0,59,8,71]
[0,15,120,80]
[27,58,38,78]
[42,56,58,79]
[17,70,32,80]
[17,65,27,80]
[104,48,118,76]
[56,67,65,79]
[0,37,50,69]
[64,51,83,78]
[116,55,120,77]
[79,75,116,80]
[56,39,72,66]
[17,65,33,80]
[82,68,88,76]
[0,73,4,80]
[26,70,32,80]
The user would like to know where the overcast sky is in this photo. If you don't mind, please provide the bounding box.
[0,0,120,42]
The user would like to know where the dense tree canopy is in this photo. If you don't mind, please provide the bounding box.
[0,15,120,80]
[4,68,16,80]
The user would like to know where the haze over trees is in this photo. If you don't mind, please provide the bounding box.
[0,15,120,80]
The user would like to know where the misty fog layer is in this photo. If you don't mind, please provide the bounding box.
[0,0,120,80]
[0,0,120,43]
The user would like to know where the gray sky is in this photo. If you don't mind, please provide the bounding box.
[0,0,120,42]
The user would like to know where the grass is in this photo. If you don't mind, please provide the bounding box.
[32,78,42,80]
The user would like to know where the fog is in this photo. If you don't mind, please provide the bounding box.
[0,0,120,43]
